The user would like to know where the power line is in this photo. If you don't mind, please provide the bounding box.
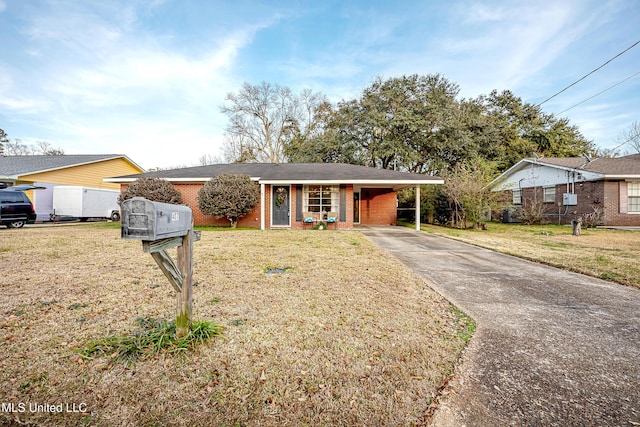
[556,70,640,115]
[536,39,640,107]
[608,129,640,153]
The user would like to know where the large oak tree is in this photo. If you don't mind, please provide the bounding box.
[221,82,327,163]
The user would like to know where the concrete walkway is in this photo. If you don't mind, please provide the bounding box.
[360,227,640,427]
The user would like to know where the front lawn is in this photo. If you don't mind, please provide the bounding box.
[415,222,640,288]
[0,225,470,426]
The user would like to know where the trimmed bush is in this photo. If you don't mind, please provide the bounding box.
[198,173,259,228]
[118,177,183,205]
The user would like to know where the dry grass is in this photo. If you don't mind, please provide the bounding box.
[417,222,640,288]
[0,224,469,426]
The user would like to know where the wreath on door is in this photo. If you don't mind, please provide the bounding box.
[275,187,287,208]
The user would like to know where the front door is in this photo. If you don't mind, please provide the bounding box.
[272,186,290,226]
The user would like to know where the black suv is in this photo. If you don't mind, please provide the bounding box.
[0,189,37,228]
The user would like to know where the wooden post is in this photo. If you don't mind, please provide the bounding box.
[175,225,194,338]
[143,229,200,338]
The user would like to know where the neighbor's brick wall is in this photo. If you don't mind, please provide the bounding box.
[603,181,640,226]
[360,188,397,226]
[516,181,640,226]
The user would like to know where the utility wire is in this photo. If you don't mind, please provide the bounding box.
[608,127,640,153]
[556,70,640,115]
[536,39,640,107]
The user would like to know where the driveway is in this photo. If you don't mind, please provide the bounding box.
[360,227,640,427]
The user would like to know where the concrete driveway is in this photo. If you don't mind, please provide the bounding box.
[360,227,640,427]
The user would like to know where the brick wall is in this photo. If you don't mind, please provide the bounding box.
[120,183,262,228]
[360,188,397,226]
[289,184,354,230]
[603,181,640,226]
[120,182,401,228]
[516,180,640,226]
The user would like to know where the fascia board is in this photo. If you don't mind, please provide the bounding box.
[104,176,262,183]
[260,179,444,185]
[488,159,531,188]
[609,175,640,179]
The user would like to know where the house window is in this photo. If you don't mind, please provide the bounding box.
[544,187,556,203]
[629,182,640,213]
[513,189,522,205]
[304,185,339,215]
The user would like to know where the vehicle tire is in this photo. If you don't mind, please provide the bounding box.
[7,220,25,228]
[111,211,121,221]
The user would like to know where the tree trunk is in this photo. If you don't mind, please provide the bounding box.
[572,217,582,236]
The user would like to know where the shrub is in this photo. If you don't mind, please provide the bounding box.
[118,177,183,205]
[520,196,546,225]
[197,173,259,228]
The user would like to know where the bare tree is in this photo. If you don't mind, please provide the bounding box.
[198,154,222,166]
[0,129,7,155]
[3,138,65,155]
[220,82,327,163]
[441,161,504,229]
[617,121,640,154]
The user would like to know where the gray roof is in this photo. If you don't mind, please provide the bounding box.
[490,153,640,189]
[0,155,138,178]
[107,163,443,185]
[538,154,640,175]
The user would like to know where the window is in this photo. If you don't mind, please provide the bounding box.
[544,187,556,203]
[512,189,521,205]
[629,182,640,213]
[304,185,339,215]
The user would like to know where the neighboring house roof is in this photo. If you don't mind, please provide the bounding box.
[0,154,144,180]
[106,163,443,189]
[490,153,640,190]
[538,154,640,176]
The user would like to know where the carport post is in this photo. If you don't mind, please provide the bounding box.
[260,183,265,230]
[415,185,421,231]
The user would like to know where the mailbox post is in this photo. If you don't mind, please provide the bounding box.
[121,197,201,337]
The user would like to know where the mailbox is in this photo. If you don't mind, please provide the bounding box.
[121,197,193,241]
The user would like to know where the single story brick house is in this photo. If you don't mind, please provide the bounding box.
[106,163,443,230]
[489,154,640,226]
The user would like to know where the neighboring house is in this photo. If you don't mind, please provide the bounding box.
[0,155,144,221]
[490,154,640,226]
[106,163,443,230]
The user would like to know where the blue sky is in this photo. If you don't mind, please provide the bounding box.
[1,0,638,169]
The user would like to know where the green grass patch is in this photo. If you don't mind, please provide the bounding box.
[80,317,223,366]
[450,307,476,343]
[413,222,639,288]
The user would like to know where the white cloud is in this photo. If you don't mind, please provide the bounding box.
[2,2,275,168]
